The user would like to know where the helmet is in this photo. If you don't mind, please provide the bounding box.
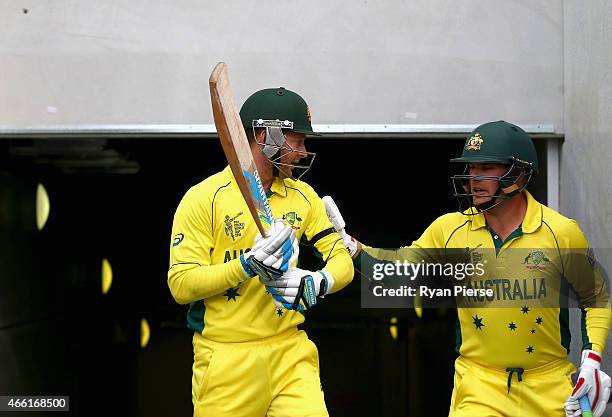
[240,87,319,136]
[239,87,318,180]
[450,121,538,213]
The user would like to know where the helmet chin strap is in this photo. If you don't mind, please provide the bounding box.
[470,167,527,212]
[473,186,502,211]
[499,170,526,196]
[473,178,525,212]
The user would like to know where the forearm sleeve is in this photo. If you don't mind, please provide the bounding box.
[319,237,354,293]
[562,221,611,354]
[582,307,612,354]
[168,259,249,305]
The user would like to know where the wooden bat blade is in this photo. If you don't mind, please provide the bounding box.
[209,62,273,236]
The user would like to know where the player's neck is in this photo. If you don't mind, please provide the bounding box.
[256,165,273,192]
[251,143,273,192]
[260,175,272,192]
[483,192,527,240]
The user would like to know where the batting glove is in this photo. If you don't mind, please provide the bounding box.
[240,219,299,280]
[565,350,611,417]
[322,196,361,259]
[260,267,334,312]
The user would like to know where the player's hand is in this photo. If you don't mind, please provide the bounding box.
[565,350,611,417]
[322,196,362,259]
[260,267,334,312]
[240,219,299,280]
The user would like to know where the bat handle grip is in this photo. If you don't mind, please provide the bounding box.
[579,395,594,417]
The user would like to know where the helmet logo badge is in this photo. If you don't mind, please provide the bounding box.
[306,106,312,122]
[465,133,484,151]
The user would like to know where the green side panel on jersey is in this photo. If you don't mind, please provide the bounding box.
[311,244,324,265]
[353,251,363,270]
[187,300,205,333]
[298,235,325,270]
[581,308,592,350]
[558,274,571,354]
[559,308,571,354]
[455,316,463,354]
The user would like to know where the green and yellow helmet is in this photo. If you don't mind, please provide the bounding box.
[450,121,538,213]
[239,87,319,136]
[239,87,318,180]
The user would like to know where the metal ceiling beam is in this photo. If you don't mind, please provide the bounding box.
[0,124,561,139]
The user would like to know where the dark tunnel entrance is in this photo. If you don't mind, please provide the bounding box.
[0,135,550,416]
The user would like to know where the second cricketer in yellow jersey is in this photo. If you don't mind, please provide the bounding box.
[324,121,612,417]
[168,87,353,417]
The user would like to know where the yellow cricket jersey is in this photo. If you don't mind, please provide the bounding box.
[168,166,354,342]
[364,191,611,370]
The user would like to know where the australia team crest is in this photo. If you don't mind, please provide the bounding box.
[523,250,550,271]
[282,212,303,230]
[465,133,484,150]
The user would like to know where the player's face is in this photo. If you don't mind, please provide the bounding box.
[280,131,308,178]
[468,163,509,205]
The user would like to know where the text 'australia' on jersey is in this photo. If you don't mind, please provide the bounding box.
[363,191,611,370]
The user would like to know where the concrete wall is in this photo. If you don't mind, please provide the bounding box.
[562,1,612,248]
[0,0,563,127]
[563,1,612,403]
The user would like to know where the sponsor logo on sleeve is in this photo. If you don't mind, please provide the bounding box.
[172,233,185,247]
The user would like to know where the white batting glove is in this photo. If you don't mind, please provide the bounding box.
[260,267,334,312]
[322,196,361,259]
[565,350,611,417]
[240,219,299,280]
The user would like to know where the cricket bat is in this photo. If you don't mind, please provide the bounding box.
[209,62,274,237]
[580,397,594,417]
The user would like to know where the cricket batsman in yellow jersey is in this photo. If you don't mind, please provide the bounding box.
[323,121,612,417]
[168,87,353,417]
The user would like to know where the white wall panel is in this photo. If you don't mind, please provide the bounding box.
[0,0,563,128]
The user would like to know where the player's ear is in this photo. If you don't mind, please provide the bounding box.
[247,127,265,145]
[249,130,267,157]
[256,127,266,142]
